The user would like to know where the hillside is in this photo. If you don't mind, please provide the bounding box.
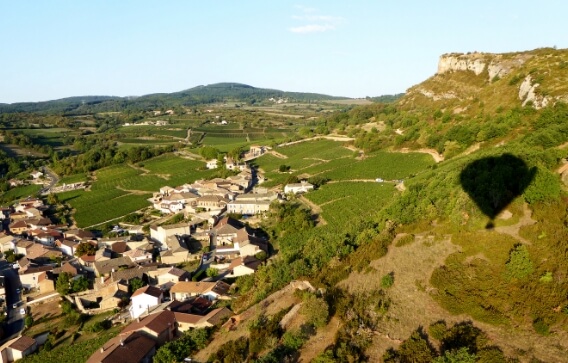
[0,83,345,115]
[400,47,568,114]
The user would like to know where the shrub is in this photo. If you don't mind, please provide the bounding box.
[428,321,447,341]
[532,318,550,336]
[381,272,395,288]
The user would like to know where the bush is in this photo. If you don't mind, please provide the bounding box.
[428,321,447,341]
[381,272,395,288]
[532,318,550,336]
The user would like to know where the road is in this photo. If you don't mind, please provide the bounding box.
[40,166,60,195]
[0,261,24,344]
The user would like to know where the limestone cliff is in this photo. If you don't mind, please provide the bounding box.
[401,48,568,112]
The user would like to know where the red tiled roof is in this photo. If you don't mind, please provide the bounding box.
[131,285,162,298]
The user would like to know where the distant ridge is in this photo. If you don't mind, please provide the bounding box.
[0,82,346,115]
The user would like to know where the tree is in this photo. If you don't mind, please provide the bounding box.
[206,267,218,277]
[47,193,59,205]
[129,277,145,294]
[300,294,329,328]
[75,242,96,257]
[433,347,476,363]
[70,276,89,293]
[56,272,71,295]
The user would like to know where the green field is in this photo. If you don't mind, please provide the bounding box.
[306,181,396,228]
[57,173,88,186]
[58,154,213,228]
[0,184,42,203]
[255,140,435,187]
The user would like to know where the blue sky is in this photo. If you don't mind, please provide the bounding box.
[1,0,566,103]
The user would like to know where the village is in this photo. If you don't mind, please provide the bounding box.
[0,145,316,362]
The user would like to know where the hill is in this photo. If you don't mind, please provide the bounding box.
[0,83,345,115]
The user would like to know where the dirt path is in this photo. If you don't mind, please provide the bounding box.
[267,150,288,159]
[493,203,536,244]
[397,147,444,163]
[298,195,327,226]
[278,135,355,147]
[298,316,341,362]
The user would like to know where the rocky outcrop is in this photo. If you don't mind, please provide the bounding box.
[438,52,531,82]
[438,53,487,76]
[518,75,551,109]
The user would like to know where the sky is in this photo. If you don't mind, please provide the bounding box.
[1,0,567,103]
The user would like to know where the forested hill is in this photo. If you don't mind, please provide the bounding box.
[0,82,345,115]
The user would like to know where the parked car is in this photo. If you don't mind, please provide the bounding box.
[19,308,25,315]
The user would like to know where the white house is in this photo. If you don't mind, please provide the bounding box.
[226,256,262,278]
[206,159,219,169]
[150,223,192,245]
[284,181,314,194]
[129,285,163,319]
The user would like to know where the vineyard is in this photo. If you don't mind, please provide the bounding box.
[255,139,434,188]
[57,155,213,227]
[305,181,396,228]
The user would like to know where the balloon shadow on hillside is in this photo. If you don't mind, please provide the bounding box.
[459,153,536,229]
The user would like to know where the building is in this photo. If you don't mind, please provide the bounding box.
[86,331,156,363]
[0,336,37,362]
[284,181,314,194]
[206,159,219,169]
[130,285,163,319]
[226,256,263,278]
[170,281,230,301]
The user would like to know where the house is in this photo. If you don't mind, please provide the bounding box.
[121,310,177,346]
[30,171,43,179]
[170,281,230,301]
[9,220,28,235]
[14,239,34,256]
[19,265,53,290]
[227,196,273,215]
[78,254,96,272]
[93,256,135,277]
[86,331,156,363]
[196,195,228,211]
[56,239,79,256]
[130,285,163,319]
[248,145,266,158]
[206,159,219,169]
[284,181,314,194]
[0,336,37,362]
[148,267,190,290]
[174,307,233,332]
[123,248,153,264]
[25,243,62,264]
[0,234,17,253]
[150,223,192,245]
[63,229,95,242]
[226,256,263,278]
[159,186,175,196]
[53,260,84,278]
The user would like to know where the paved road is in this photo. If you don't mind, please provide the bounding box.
[0,261,24,344]
[40,166,60,195]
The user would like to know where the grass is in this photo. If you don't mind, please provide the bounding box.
[256,140,434,188]
[1,184,42,202]
[57,173,88,186]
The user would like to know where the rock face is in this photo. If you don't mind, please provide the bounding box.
[438,52,530,82]
[438,53,487,76]
[518,75,550,109]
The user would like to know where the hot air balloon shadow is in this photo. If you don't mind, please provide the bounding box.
[459,154,536,229]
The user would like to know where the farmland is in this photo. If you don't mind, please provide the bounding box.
[57,154,214,228]
[255,139,435,187]
[305,181,396,228]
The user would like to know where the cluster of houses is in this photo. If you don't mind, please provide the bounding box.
[8,170,50,189]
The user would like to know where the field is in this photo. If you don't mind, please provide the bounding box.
[305,181,397,228]
[57,154,215,228]
[255,139,435,187]
[0,184,42,203]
